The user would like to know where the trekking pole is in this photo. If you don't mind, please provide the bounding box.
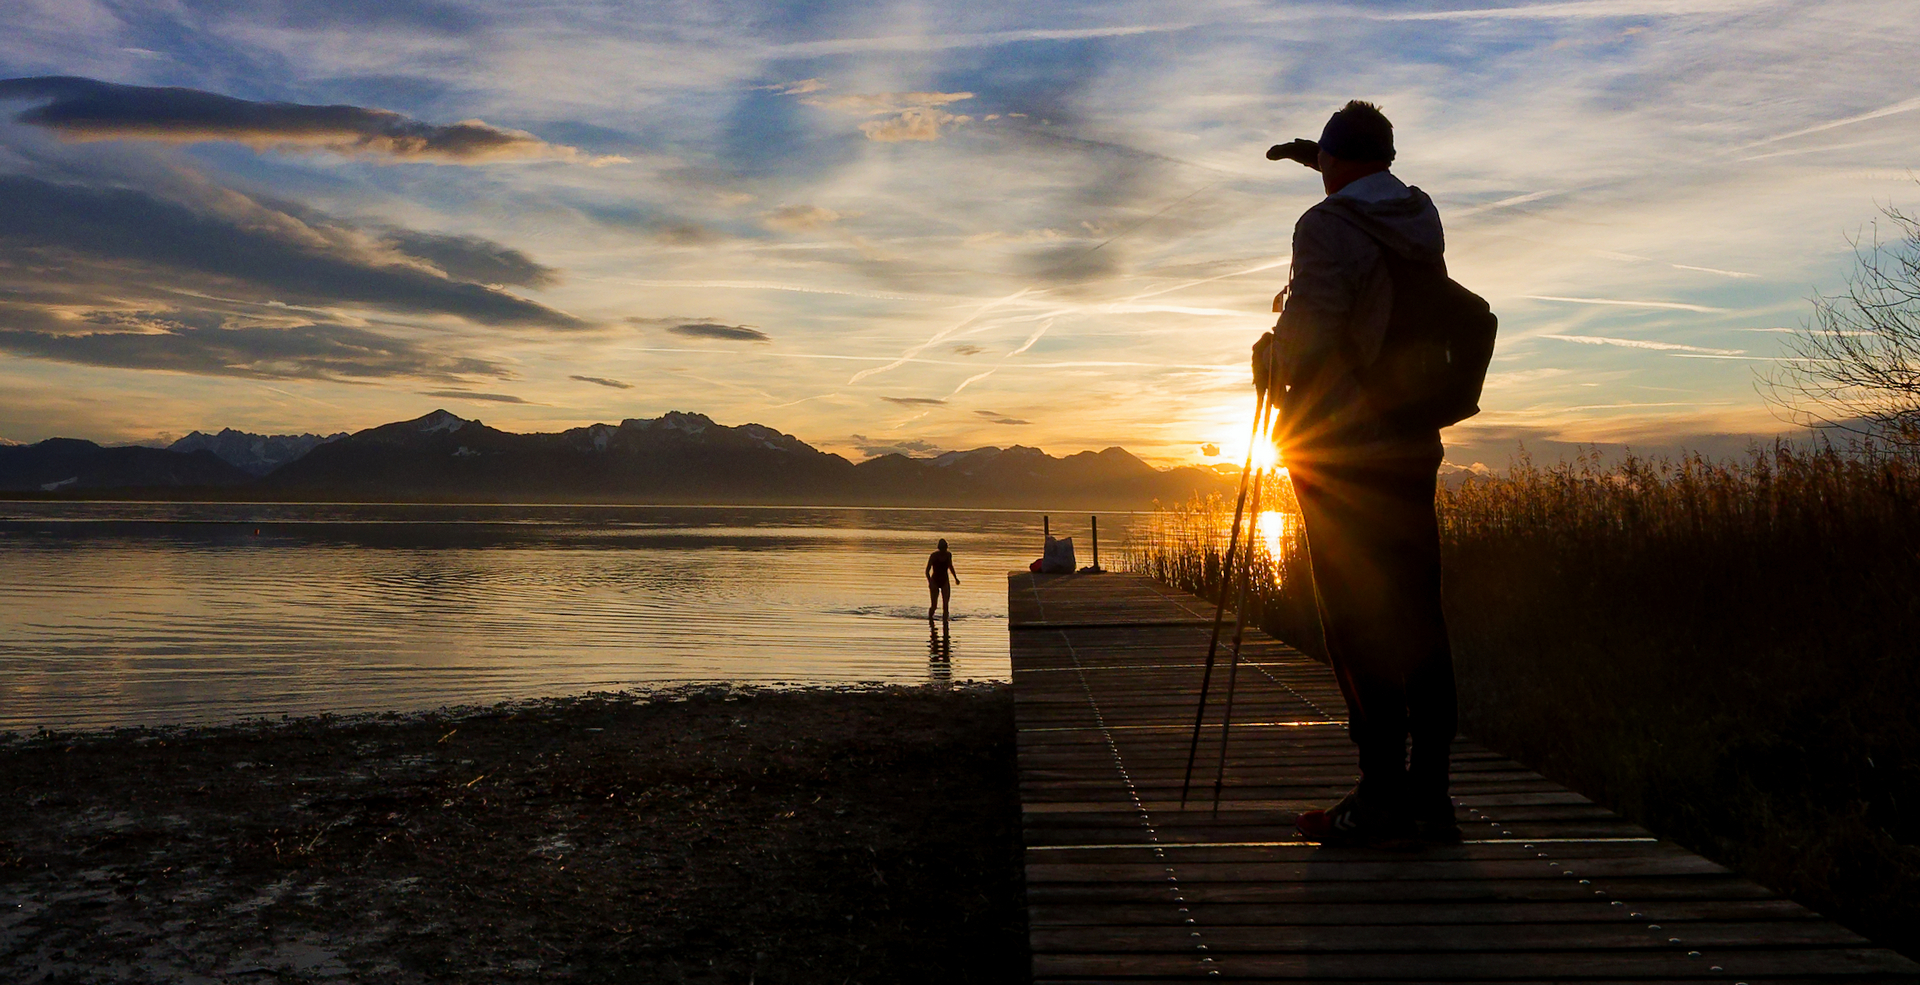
[1208,312,1286,812]
[1178,386,1270,809]
[1212,443,1271,815]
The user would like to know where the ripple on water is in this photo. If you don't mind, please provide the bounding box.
[0,503,1135,729]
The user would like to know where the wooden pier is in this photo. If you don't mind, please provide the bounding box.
[1008,570,1919,983]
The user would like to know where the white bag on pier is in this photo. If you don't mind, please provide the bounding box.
[1040,535,1076,574]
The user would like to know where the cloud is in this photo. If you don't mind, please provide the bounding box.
[1524,295,1731,313]
[761,204,845,231]
[0,76,624,164]
[976,410,1030,425]
[772,24,1195,55]
[418,389,529,403]
[570,374,632,389]
[861,108,971,143]
[951,344,985,355]
[0,175,585,330]
[850,434,944,457]
[882,396,946,405]
[0,317,506,382]
[626,317,771,342]
[796,90,975,142]
[653,222,724,246]
[1542,334,1747,356]
[1374,0,1756,21]
[759,78,828,96]
[803,91,975,115]
[380,230,557,287]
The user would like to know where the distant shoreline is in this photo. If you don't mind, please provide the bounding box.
[0,493,1153,513]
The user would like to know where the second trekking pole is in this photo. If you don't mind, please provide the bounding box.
[1179,387,1279,808]
[1212,434,1272,814]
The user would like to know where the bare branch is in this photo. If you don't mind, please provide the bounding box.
[1760,199,1920,446]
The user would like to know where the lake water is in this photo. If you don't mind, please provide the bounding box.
[0,502,1137,730]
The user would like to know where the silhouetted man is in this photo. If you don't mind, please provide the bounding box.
[1258,101,1460,846]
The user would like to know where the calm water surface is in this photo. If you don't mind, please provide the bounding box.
[0,502,1136,730]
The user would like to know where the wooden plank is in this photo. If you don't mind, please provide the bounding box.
[1031,920,1872,952]
[1025,898,1823,926]
[1030,949,1920,979]
[1021,876,1783,904]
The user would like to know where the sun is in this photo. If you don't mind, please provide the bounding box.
[1204,402,1282,471]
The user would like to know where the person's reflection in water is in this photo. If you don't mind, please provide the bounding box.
[925,538,959,623]
[928,621,952,682]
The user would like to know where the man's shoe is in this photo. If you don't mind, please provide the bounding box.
[1294,787,1415,848]
[1414,794,1463,845]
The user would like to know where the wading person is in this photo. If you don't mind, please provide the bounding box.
[925,538,959,623]
[1258,100,1491,847]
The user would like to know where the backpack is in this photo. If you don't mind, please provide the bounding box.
[1326,208,1498,431]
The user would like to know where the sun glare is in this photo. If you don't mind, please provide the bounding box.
[1208,403,1281,471]
[1254,509,1294,559]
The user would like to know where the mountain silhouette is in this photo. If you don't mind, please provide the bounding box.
[169,428,346,476]
[3,410,1234,507]
[0,438,252,492]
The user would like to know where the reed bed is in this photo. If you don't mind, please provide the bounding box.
[1128,442,1920,955]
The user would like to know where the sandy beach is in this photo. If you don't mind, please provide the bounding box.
[0,685,1028,984]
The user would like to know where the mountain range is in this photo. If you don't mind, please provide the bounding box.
[0,410,1234,509]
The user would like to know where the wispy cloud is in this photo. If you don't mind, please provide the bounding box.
[793,88,976,142]
[1525,295,1732,313]
[761,204,845,231]
[771,23,1195,56]
[1374,0,1757,21]
[628,317,771,342]
[881,396,946,405]
[1543,334,1747,355]
[976,409,1030,425]
[0,76,623,164]
[0,321,506,382]
[570,374,632,389]
[849,434,944,457]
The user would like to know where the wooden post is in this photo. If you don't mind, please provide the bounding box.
[1091,515,1100,571]
[1043,515,1049,539]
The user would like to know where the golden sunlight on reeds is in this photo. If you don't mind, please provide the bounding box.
[1126,439,1920,947]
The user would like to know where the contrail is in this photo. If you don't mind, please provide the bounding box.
[254,384,348,410]
[767,392,843,409]
[848,288,1031,384]
[1525,295,1729,313]
[1008,319,1053,357]
[1739,95,1920,149]
[947,370,996,398]
[1120,256,1293,303]
[1542,333,1745,355]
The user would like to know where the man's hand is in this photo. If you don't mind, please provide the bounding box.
[1252,331,1276,399]
[1266,138,1321,171]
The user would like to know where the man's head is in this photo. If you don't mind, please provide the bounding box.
[1316,100,1394,195]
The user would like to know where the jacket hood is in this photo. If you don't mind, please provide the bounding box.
[1314,185,1446,266]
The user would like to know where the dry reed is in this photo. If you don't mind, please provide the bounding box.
[1127,440,1920,956]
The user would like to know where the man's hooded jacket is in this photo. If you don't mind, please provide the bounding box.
[1273,171,1446,452]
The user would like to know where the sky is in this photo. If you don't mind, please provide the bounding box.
[0,0,1915,468]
